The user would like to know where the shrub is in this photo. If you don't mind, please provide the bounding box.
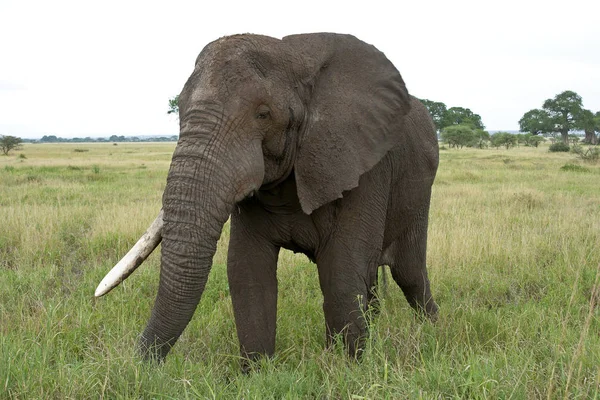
[549,142,570,152]
[571,144,599,163]
[18,153,27,159]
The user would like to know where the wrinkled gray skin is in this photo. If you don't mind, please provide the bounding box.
[140,33,439,368]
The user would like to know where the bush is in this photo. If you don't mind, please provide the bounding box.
[571,144,600,163]
[549,142,570,152]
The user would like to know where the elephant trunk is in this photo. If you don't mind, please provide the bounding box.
[139,132,263,360]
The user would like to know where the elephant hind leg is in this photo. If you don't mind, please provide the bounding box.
[365,265,389,320]
[384,214,438,320]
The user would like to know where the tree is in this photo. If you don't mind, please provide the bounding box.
[523,134,544,147]
[473,129,490,149]
[0,135,23,155]
[417,98,486,133]
[442,107,485,130]
[490,132,517,149]
[519,109,552,135]
[440,124,476,149]
[109,135,126,142]
[40,135,59,143]
[419,99,447,133]
[542,90,584,145]
[579,109,599,145]
[168,95,179,115]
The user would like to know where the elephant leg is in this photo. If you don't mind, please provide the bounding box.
[227,213,280,371]
[386,210,438,320]
[315,189,387,357]
[316,247,376,358]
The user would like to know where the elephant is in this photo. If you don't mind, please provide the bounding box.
[95,32,439,369]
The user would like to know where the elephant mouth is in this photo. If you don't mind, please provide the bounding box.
[94,209,164,297]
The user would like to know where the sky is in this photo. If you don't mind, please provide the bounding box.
[1,0,599,139]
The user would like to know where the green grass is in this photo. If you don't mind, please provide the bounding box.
[1,143,599,398]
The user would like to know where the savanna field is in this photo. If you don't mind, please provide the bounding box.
[1,142,599,399]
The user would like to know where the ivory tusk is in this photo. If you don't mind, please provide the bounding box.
[94,209,163,297]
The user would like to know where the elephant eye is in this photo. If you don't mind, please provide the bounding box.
[256,105,271,120]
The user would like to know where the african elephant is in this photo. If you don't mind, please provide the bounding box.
[96,33,439,368]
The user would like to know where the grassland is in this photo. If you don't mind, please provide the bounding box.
[1,142,599,399]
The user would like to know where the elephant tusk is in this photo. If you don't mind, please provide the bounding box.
[94,209,164,297]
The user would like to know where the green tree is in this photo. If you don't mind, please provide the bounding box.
[40,135,59,143]
[579,109,599,145]
[419,99,447,133]
[168,95,179,115]
[519,109,552,135]
[442,107,485,130]
[542,90,584,145]
[523,134,544,147]
[490,132,517,149]
[473,129,490,149]
[0,135,23,155]
[109,135,126,142]
[441,124,476,149]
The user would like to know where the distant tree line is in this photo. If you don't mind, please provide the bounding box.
[33,135,178,143]
[437,127,544,150]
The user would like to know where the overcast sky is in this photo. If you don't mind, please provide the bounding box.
[1,0,599,138]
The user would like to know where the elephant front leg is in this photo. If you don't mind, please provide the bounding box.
[316,242,380,358]
[227,214,280,371]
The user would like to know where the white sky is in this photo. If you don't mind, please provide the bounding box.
[1,0,599,138]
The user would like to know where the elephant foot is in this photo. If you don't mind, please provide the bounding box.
[410,298,439,323]
[138,331,175,363]
[239,351,271,374]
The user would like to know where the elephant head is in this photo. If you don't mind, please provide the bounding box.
[96,33,412,361]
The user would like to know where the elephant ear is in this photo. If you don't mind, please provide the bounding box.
[283,33,411,214]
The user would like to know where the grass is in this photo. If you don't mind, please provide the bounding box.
[1,142,599,398]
